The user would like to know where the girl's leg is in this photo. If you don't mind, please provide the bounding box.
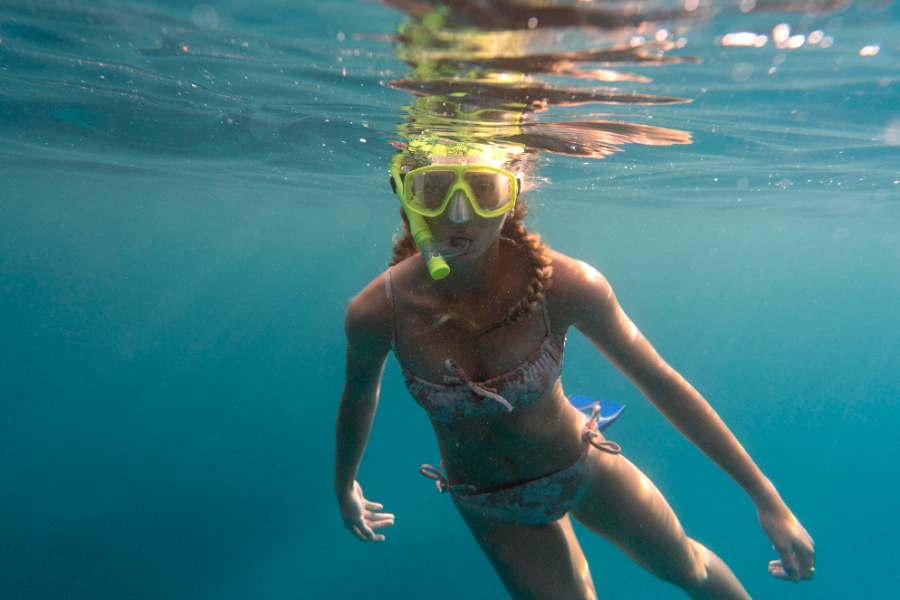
[570,449,751,600]
[455,509,596,600]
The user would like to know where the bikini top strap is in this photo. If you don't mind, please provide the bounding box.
[540,297,553,337]
[383,267,397,350]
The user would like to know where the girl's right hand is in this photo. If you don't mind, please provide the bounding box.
[338,480,395,542]
[757,500,815,582]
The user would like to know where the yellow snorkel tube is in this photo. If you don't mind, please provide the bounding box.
[390,156,451,280]
[408,209,452,281]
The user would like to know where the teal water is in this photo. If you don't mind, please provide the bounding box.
[2,1,898,599]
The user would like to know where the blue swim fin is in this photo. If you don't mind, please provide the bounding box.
[568,395,625,431]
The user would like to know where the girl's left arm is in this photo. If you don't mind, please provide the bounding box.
[565,261,815,582]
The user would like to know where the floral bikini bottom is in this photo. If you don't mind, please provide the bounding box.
[419,403,622,526]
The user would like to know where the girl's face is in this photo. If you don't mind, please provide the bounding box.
[416,156,516,262]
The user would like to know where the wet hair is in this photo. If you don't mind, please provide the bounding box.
[389,194,553,334]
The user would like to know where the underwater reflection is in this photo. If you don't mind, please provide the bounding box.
[384,0,699,160]
[384,0,711,30]
[381,0,858,162]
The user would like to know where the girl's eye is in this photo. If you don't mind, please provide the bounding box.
[473,180,495,194]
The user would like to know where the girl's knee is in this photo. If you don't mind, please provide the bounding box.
[659,538,711,591]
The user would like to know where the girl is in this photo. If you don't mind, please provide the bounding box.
[335,139,814,599]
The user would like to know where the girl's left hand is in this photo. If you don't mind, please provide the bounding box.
[757,502,815,582]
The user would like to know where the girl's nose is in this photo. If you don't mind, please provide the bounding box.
[448,190,473,224]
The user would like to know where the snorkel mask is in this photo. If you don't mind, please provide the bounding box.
[389,137,525,280]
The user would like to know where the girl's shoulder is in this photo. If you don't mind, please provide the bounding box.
[344,268,394,350]
[547,249,612,296]
[545,249,615,326]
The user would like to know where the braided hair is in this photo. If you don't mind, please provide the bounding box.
[389,196,553,334]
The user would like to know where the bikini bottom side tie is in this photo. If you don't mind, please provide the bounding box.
[583,402,622,455]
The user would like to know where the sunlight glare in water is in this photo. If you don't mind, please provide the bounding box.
[720,32,768,47]
[859,44,881,57]
[772,23,790,44]
[883,120,900,146]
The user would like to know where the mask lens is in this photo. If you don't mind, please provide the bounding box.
[464,171,510,211]
[410,170,456,210]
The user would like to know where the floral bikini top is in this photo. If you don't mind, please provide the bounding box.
[384,267,565,423]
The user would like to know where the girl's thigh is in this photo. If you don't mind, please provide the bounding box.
[570,449,707,588]
[455,508,596,600]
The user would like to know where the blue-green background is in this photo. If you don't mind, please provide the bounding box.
[1,1,898,598]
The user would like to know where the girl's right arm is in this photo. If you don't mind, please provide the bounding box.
[335,277,396,541]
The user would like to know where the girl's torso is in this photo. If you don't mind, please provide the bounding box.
[384,253,588,490]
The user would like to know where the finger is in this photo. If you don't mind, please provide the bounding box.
[798,536,815,558]
[774,545,801,580]
[769,567,790,581]
[369,518,395,530]
[365,500,384,510]
[353,522,375,541]
[358,520,385,542]
[767,560,794,582]
[793,544,815,579]
[351,524,370,542]
[784,550,802,580]
[366,511,395,522]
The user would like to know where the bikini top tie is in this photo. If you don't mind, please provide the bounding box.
[442,359,514,413]
[384,266,565,423]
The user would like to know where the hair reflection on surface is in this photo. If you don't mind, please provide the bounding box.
[384,0,700,161]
